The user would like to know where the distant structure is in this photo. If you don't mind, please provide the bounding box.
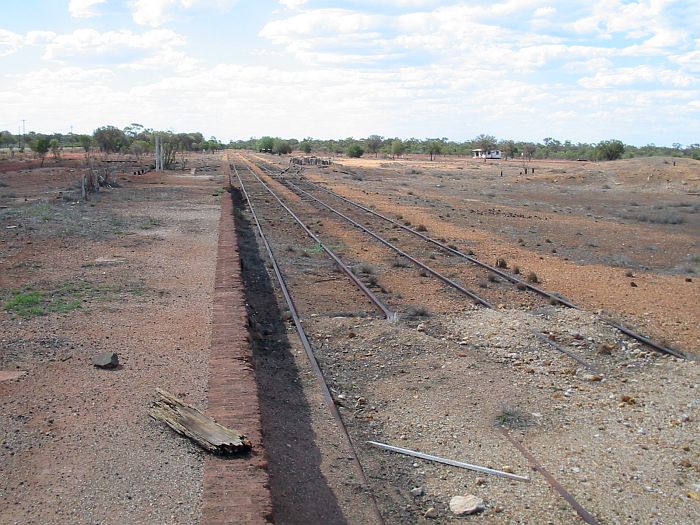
[472,148,502,159]
[290,156,333,166]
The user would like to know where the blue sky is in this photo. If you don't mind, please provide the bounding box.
[1,0,699,145]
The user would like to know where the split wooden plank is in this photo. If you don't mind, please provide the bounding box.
[149,388,251,455]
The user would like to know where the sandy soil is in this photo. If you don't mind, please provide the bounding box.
[0,157,224,523]
[1,149,698,525]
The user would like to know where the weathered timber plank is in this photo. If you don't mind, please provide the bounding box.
[149,388,252,455]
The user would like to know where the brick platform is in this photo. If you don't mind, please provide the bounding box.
[201,190,273,524]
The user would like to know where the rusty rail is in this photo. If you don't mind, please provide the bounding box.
[238,162,395,320]
[291,175,685,360]
[231,161,386,524]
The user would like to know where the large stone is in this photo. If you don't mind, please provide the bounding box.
[449,495,484,516]
[93,352,119,369]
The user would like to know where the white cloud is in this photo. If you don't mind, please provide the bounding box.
[25,31,57,46]
[41,28,187,68]
[130,0,176,27]
[579,65,696,89]
[130,0,238,27]
[278,0,308,9]
[0,29,23,57]
[68,0,107,18]
[534,6,556,17]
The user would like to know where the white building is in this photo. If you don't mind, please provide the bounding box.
[472,148,502,159]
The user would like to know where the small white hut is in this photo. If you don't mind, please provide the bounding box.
[472,148,502,159]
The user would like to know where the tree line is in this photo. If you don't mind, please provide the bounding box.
[0,124,223,168]
[231,134,700,162]
[2,126,698,164]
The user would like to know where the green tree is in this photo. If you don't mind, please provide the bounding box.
[523,142,537,161]
[366,135,383,157]
[49,138,62,160]
[595,139,625,161]
[500,140,517,159]
[129,140,150,159]
[31,137,50,167]
[272,139,292,155]
[93,126,129,154]
[300,140,312,154]
[346,144,364,158]
[78,135,92,162]
[427,140,442,161]
[390,139,405,159]
[474,134,497,153]
[257,136,274,152]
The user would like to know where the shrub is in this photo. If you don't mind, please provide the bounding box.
[346,144,364,158]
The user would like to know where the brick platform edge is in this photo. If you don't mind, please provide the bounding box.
[201,190,273,525]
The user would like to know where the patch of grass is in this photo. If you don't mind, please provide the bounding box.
[512,265,520,275]
[392,260,411,268]
[355,263,375,275]
[495,406,532,429]
[623,211,685,224]
[4,287,84,318]
[404,305,430,319]
[487,273,499,283]
[496,258,507,269]
[0,180,8,187]
[526,271,539,283]
[137,216,162,230]
[308,242,341,254]
[5,290,46,317]
[415,224,428,232]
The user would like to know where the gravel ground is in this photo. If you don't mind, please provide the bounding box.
[232,152,698,524]
[0,158,223,524]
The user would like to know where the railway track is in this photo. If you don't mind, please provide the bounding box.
[227,152,648,524]
[255,157,686,361]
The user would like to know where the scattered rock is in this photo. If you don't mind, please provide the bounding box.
[630,281,638,287]
[475,477,487,486]
[501,465,514,473]
[93,352,119,369]
[449,495,484,516]
[582,373,603,382]
[620,395,636,405]
[0,370,27,382]
[597,343,615,355]
[424,507,438,518]
[410,486,424,497]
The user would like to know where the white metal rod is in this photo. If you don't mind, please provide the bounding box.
[367,441,530,482]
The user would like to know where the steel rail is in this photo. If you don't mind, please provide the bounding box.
[280,178,494,308]
[500,428,601,525]
[232,163,386,525]
[291,175,686,360]
[238,163,396,321]
[281,177,599,371]
[251,161,595,369]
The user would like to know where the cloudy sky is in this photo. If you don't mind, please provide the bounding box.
[1,0,699,145]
